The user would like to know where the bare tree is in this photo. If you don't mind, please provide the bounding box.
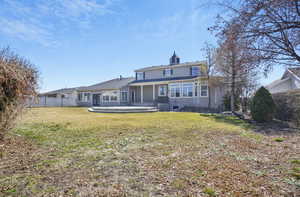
[240,68,259,113]
[215,20,261,112]
[0,48,38,141]
[202,42,218,110]
[214,0,300,68]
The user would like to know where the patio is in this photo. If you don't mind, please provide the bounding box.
[88,106,158,113]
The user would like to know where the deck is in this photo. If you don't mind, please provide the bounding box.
[88,106,158,113]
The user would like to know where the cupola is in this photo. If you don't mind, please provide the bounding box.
[169,51,180,65]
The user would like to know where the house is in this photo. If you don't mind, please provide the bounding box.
[266,67,300,94]
[76,76,135,106]
[28,88,79,107]
[128,52,226,110]
[33,52,226,111]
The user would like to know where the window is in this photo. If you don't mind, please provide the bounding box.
[48,94,57,98]
[84,93,90,102]
[78,93,82,101]
[136,72,144,80]
[110,96,118,101]
[182,83,193,97]
[121,92,128,102]
[163,69,172,77]
[194,82,199,97]
[169,84,181,97]
[191,66,200,76]
[159,85,167,96]
[200,81,208,97]
[103,95,110,102]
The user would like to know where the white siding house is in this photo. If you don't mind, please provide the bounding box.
[31,52,227,111]
[266,68,300,94]
[28,88,78,107]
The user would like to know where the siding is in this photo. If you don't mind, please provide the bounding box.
[29,92,78,107]
[291,77,300,89]
[172,66,191,77]
[169,85,225,109]
[268,79,293,94]
[143,85,153,102]
[144,65,194,80]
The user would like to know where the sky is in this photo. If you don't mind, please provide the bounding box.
[0,0,285,92]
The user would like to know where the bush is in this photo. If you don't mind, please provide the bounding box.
[250,87,276,122]
[272,90,300,126]
[0,48,38,140]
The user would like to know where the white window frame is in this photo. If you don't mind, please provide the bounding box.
[169,83,181,98]
[158,85,167,96]
[200,80,208,97]
[83,93,90,102]
[78,93,83,101]
[121,91,128,102]
[164,69,172,77]
[194,82,199,97]
[110,95,118,102]
[182,83,193,97]
[103,95,110,102]
[136,72,144,80]
[191,66,200,76]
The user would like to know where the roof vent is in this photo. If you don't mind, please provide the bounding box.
[119,75,122,80]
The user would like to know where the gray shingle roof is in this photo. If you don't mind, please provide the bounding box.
[265,77,290,89]
[134,61,206,72]
[40,87,80,95]
[289,67,300,78]
[78,77,135,91]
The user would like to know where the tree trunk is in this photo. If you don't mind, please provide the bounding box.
[231,64,236,112]
[208,87,211,111]
[208,78,211,111]
[244,97,248,112]
[230,91,235,112]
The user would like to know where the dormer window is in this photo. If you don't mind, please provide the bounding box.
[136,72,144,80]
[191,66,200,76]
[163,69,172,77]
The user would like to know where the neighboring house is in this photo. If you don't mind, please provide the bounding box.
[33,52,227,111]
[266,67,300,94]
[29,88,79,107]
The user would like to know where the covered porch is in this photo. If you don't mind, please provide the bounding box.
[129,83,168,105]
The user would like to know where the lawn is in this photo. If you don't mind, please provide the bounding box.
[0,108,299,196]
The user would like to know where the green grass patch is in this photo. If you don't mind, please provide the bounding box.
[3,107,280,196]
[203,187,216,196]
[291,159,300,165]
[274,137,285,142]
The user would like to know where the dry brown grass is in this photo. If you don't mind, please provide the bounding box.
[0,108,299,196]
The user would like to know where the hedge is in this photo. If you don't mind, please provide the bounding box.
[272,90,300,126]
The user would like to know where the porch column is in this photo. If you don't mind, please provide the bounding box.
[153,84,155,101]
[141,85,144,104]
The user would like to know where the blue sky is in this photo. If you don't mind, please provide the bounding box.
[0,0,284,92]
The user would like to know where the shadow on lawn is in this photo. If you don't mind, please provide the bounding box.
[200,113,253,130]
[201,113,300,136]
